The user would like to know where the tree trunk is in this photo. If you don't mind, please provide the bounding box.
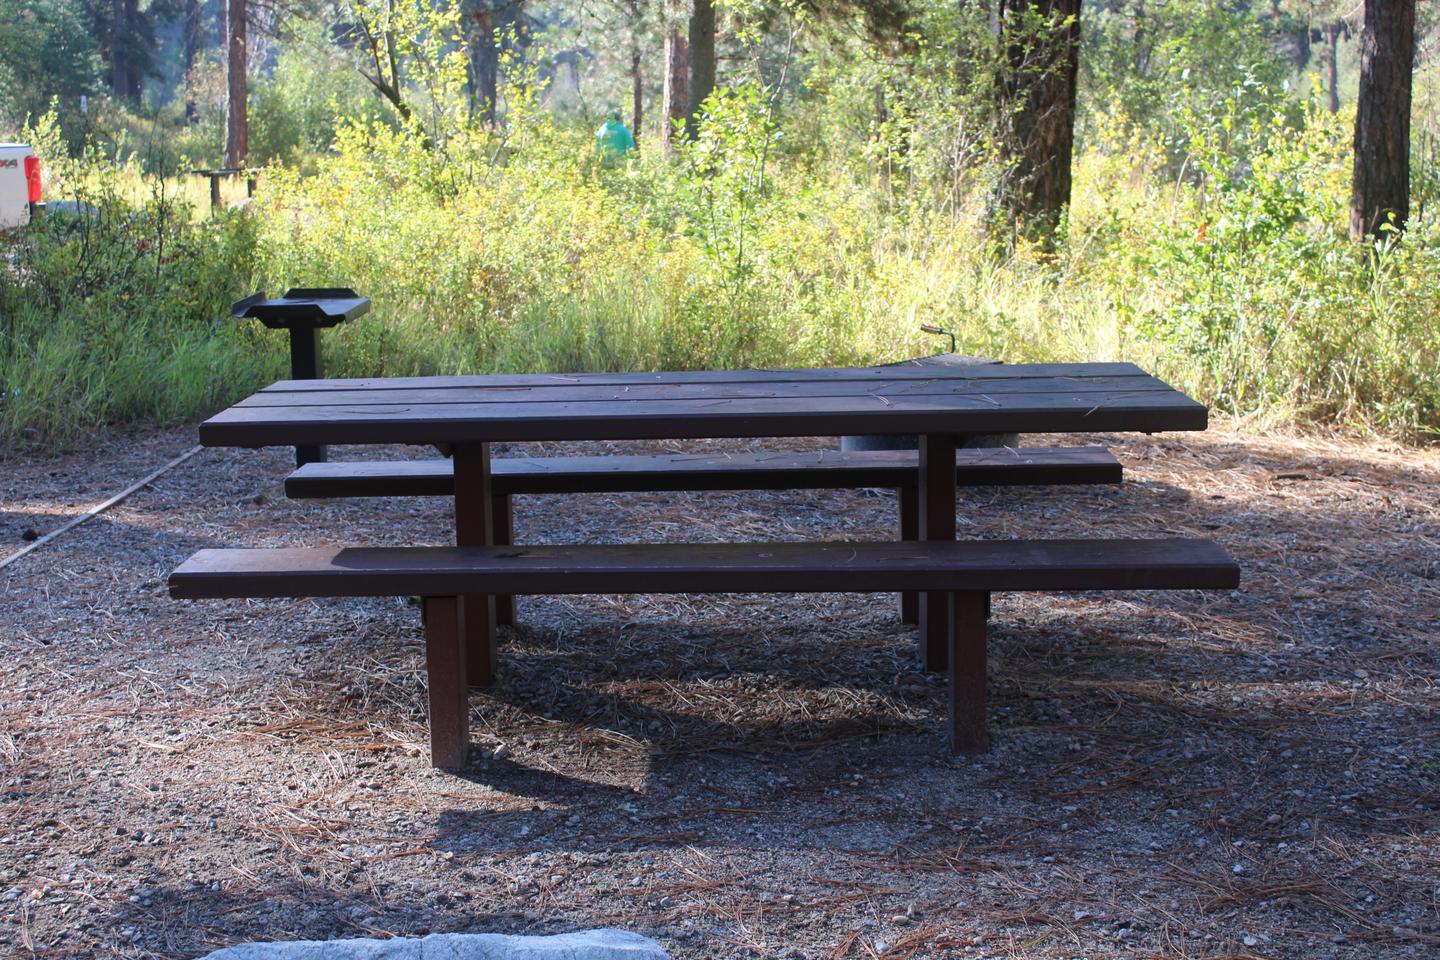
[1295,17,1310,70]
[111,0,129,97]
[469,9,498,126]
[686,0,716,138]
[1133,0,1148,74]
[183,0,201,121]
[631,42,644,145]
[661,29,689,154]
[995,0,1081,241]
[1324,22,1341,114]
[1350,0,1414,240]
[875,85,890,191]
[124,0,142,98]
[224,0,248,169]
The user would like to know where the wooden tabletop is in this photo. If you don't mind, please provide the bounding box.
[198,362,1208,446]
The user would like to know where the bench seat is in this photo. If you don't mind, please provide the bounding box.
[170,539,1238,767]
[285,446,1125,627]
[284,447,1124,498]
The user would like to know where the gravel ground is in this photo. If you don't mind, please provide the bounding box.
[0,424,1437,960]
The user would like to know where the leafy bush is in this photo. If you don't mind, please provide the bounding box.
[1069,101,1440,434]
[0,0,98,139]
[1084,0,1297,172]
[250,22,376,168]
[0,117,271,452]
[4,1,1439,454]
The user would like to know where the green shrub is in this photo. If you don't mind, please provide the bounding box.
[5,17,1440,455]
[0,117,272,452]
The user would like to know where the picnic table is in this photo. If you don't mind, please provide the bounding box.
[177,361,1233,765]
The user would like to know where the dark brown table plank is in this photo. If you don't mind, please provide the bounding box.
[201,390,1206,446]
[256,362,1150,393]
[283,447,1124,498]
[235,375,1170,409]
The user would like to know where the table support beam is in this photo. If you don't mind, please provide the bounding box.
[453,443,496,688]
[422,596,469,768]
[918,433,957,670]
[948,590,990,753]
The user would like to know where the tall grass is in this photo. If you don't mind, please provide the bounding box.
[249,109,1437,439]
[3,97,1438,454]
[0,125,278,453]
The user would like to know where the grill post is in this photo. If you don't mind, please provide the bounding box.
[231,288,371,466]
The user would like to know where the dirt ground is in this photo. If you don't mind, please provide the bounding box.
[0,423,1436,960]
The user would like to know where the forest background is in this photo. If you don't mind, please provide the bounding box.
[1,0,1437,452]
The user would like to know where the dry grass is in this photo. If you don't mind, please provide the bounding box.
[0,422,1436,958]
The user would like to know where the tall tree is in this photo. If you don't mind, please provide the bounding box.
[631,39,644,141]
[660,27,688,153]
[475,7,498,123]
[1275,1,1350,113]
[183,0,203,121]
[224,0,248,168]
[103,0,155,98]
[685,0,715,136]
[1322,19,1341,113]
[1350,0,1414,240]
[347,0,475,146]
[468,4,499,125]
[350,0,416,125]
[995,0,1081,240]
[623,0,646,143]
[111,0,129,95]
[461,1,533,128]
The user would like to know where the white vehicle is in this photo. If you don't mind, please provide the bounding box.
[0,143,42,230]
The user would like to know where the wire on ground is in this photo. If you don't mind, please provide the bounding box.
[0,445,204,572]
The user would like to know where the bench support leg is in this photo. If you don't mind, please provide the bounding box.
[492,493,515,627]
[948,591,990,754]
[422,596,470,769]
[454,444,497,688]
[918,433,957,671]
[897,485,918,624]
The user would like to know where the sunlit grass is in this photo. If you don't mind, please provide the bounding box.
[4,106,1438,453]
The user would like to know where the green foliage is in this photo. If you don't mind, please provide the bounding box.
[3,0,1439,454]
[0,0,99,136]
[1085,0,1296,172]
[1068,99,1439,433]
[250,21,375,167]
[798,0,999,205]
[343,0,473,143]
[680,81,781,295]
[0,115,270,452]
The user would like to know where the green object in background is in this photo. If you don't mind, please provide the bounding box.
[595,110,636,161]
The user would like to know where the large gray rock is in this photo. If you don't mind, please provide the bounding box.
[200,929,668,960]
